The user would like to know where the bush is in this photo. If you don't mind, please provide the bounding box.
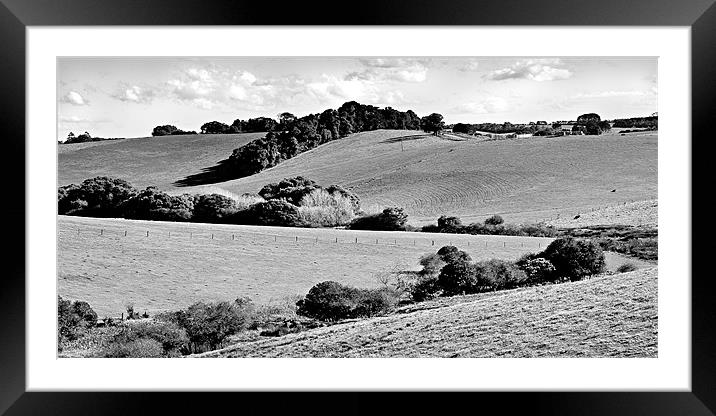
[418,253,446,276]
[192,193,241,223]
[540,237,606,281]
[239,200,306,227]
[58,296,98,343]
[174,299,254,352]
[411,275,442,301]
[349,207,409,231]
[121,187,194,221]
[517,257,556,284]
[103,320,190,357]
[484,214,504,225]
[437,259,478,296]
[436,245,472,264]
[58,177,138,216]
[296,281,397,321]
[100,338,165,358]
[297,189,357,227]
[617,263,639,273]
[473,259,528,291]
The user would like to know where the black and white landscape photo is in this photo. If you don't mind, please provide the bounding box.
[57,57,658,358]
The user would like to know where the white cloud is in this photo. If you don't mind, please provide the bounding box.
[113,85,154,103]
[59,115,89,123]
[346,58,429,83]
[487,59,572,82]
[454,97,510,114]
[61,91,87,105]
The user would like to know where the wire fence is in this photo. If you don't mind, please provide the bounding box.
[60,226,553,251]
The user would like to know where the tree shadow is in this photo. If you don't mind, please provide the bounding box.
[173,158,245,187]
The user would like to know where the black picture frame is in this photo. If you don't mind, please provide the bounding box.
[1,0,710,414]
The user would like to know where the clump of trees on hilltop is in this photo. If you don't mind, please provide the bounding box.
[572,113,612,135]
[612,116,657,129]
[151,125,197,136]
[225,102,422,178]
[62,131,128,144]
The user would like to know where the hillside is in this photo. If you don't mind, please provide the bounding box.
[58,215,652,317]
[58,129,657,225]
[58,132,265,189]
[201,267,658,358]
[184,129,656,224]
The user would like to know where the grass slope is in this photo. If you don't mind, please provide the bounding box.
[58,215,651,317]
[58,132,265,190]
[183,130,657,224]
[202,267,657,358]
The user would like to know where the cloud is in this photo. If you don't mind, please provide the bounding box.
[346,58,429,83]
[113,85,155,103]
[487,59,572,82]
[61,91,87,105]
[59,115,89,123]
[454,97,510,114]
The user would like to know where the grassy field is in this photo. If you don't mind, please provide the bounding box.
[201,267,657,358]
[58,132,265,189]
[185,129,656,224]
[58,215,652,317]
[58,129,657,225]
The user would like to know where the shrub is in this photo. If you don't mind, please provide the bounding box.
[411,275,442,301]
[192,194,241,223]
[418,253,446,276]
[239,200,306,227]
[258,176,319,205]
[58,296,98,343]
[174,299,253,352]
[100,338,164,358]
[297,189,357,227]
[540,237,606,281]
[518,257,556,284]
[484,215,504,226]
[436,245,472,264]
[296,281,397,321]
[105,320,189,357]
[121,187,194,221]
[349,207,409,231]
[437,215,463,232]
[617,262,639,273]
[437,259,478,296]
[474,259,528,291]
[57,177,138,216]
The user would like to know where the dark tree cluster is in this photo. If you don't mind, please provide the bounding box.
[612,116,658,129]
[421,214,557,237]
[412,237,605,301]
[348,207,409,231]
[62,131,128,144]
[296,281,397,321]
[58,176,361,229]
[451,122,541,135]
[574,113,612,135]
[225,101,421,178]
[151,125,197,136]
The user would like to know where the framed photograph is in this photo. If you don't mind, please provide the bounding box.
[3,0,710,414]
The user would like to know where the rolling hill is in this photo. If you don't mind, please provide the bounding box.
[58,215,653,317]
[200,267,658,358]
[58,129,657,225]
[58,132,265,190]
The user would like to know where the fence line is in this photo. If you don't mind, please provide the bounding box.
[62,226,550,250]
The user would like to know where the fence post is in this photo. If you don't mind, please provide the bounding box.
[275,236,277,242]
[146,231,149,237]
[376,239,378,244]
[232,234,235,240]
[124,230,127,237]
[190,232,192,239]
[355,238,358,244]
[432,240,434,246]
[211,234,214,240]
[336,237,338,243]
[295,236,298,242]
[504,242,506,247]
[100,229,103,235]
[168,231,170,238]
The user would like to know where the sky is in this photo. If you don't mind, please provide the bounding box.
[57,57,657,140]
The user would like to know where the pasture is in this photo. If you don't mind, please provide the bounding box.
[203,267,658,358]
[58,132,265,190]
[58,215,651,317]
[58,129,657,225]
[185,129,657,225]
